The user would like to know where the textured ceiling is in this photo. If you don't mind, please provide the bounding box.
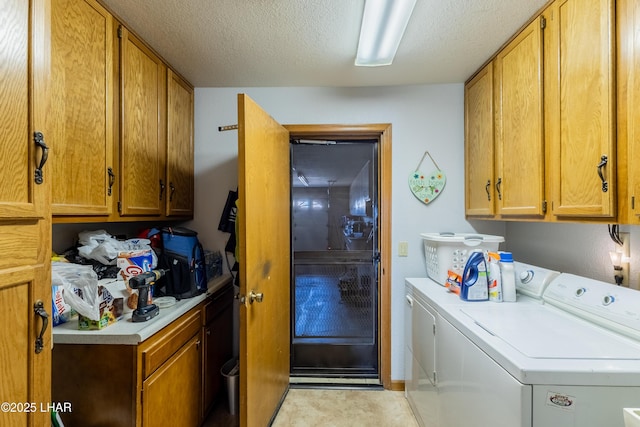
[100,0,549,88]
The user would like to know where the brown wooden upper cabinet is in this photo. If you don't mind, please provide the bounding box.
[50,0,194,222]
[465,0,616,222]
[50,0,115,217]
[118,25,166,217]
[547,0,616,219]
[494,16,545,218]
[166,70,195,218]
[465,62,496,217]
[617,0,640,224]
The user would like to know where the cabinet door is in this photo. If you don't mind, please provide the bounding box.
[118,26,165,217]
[143,333,202,427]
[495,17,545,217]
[0,265,51,427]
[620,0,640,222]
[0,0,47,220]
[166,69,194,217]
[50,0,114,216]
[465,63,495,217]
[548,0,616,218]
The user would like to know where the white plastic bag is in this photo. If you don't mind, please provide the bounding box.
[77,230,121,265]
[51,262,101,321]
[76,231,158,266]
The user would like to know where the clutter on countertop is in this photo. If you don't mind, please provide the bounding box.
[157,227,207,299]
[117,242,156,310]
[76,229,122,265]
[52,282,75,327]
[52,226,225,331]
[52,274,234,345]
[77,285,124,330]
[51,262,124,329]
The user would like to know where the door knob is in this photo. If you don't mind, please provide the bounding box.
[247,290,264,304]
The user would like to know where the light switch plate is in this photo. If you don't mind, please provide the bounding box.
[398,241,408,257]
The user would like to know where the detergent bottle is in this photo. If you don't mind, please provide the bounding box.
[499,251,517,302]
[487,252,503,302]
[460,250,489,301]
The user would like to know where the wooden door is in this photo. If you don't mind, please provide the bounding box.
[464,63,495,217]
[118,25,165,217]
[0,1,51,426]
[495,17,545,217]
[237,94,290,427]
[548,0,615,218]
[165,69,194,217]
[50,0,114,217]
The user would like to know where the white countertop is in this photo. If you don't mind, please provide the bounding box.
[52,274,233,346]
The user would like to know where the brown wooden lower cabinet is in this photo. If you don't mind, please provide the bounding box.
[52,282,233,427]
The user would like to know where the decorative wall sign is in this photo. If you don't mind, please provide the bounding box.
[408,151,446,205]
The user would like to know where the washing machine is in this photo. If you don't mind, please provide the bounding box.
[405,262,640,427]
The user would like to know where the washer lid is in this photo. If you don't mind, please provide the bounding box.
[460,304,640,359]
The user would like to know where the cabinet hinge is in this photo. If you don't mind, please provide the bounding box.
[540,16,546,30]
[117,25,123,39]
[633,196,636,210]
[542,200,547,213]
[117,201,122,213]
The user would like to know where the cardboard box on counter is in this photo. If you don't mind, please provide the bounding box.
[78,285,124,330]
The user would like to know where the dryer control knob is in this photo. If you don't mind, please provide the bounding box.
[575,287,586,297]
[602,295,615,306]
[519,270,534,284]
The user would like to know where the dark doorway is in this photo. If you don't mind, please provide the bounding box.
[290,139,379,379]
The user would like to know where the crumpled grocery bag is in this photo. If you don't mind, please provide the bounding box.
[77,230,157,267]
[77,230,121,265]
[51,262,101,321]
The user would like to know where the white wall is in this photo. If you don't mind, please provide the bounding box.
[189,84,505,382]
[506,222,640,289]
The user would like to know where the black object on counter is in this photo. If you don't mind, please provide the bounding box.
[129,269,166,322]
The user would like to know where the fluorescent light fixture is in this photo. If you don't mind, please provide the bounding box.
[297,172,309,187]
[292,167,310,186]
[355,0,417,66]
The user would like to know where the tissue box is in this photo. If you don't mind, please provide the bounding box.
[78,286,124,330]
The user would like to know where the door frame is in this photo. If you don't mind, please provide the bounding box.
[284,124,392,389]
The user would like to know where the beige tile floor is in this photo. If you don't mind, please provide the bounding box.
[203,387,419,427]
[272,388,419,427]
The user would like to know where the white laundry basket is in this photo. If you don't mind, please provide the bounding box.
[421,232,504,285]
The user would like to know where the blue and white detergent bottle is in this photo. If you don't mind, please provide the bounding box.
[460,250,489,301]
